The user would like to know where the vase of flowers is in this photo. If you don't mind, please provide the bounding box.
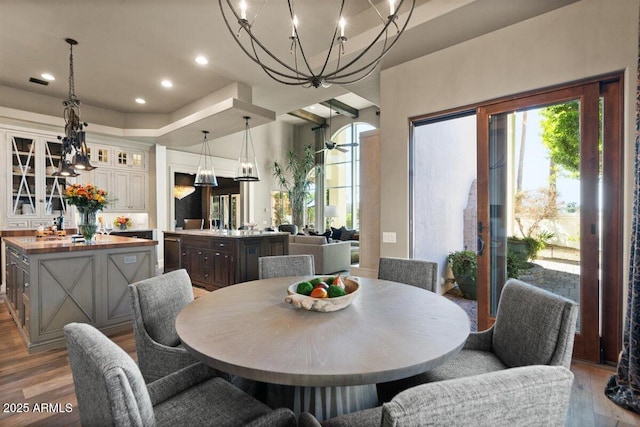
[63,184,109,243]
[114,216,132,230]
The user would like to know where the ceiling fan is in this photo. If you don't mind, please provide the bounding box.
[316,102,358,153]
[317,137,358,153]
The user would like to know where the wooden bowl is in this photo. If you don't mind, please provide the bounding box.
[285,276,360,312]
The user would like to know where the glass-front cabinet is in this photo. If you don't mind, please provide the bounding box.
[7,132,71,228]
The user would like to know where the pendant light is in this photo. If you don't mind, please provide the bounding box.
[54,38,95,176]
[234,116,260,181]
[194,130,218,187]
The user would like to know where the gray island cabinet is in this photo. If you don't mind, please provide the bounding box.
[164,230,289,290]
[4,235,157,353]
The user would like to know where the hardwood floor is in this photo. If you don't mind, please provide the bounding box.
[1,298,639,426]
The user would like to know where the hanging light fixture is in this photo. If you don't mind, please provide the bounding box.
[219,0,415,88]
[54,38,95,177]
[234,116,260,182]
[174,185,196,200]
[194,130,219,187]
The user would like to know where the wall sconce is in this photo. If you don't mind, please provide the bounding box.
[234,116,260,181]
[194,130,218,187]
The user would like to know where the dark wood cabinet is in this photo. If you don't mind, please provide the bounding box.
[163,231,288,290]
[110,229,154,240]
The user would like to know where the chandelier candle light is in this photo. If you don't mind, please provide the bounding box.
[194,130,218,187]
[235,116,260,181]
[54,38,95,177]
[219,0,415,88]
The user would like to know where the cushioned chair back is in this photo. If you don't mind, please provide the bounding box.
[64,323,155,427]
[258,255,314,279]
[378,257,438,292]
[183,218,204,229]
[381,365,573,427]
[129,269,194,347]
[491,279,578,368]
[278,224,298,235]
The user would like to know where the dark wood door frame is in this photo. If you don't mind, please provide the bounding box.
[411,73,624,364]
[475,76,623,363]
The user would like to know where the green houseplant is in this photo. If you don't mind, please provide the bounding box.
[449,249,525,301]
[273,145,321,229]
[448,250,477,300]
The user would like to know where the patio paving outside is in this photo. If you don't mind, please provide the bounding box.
[445,244,581,332]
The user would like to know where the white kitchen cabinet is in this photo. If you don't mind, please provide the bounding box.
[86,143,113,167]
[113,170,147,211]
[78,168,146,213]
[114,147,145,169]
[5,131,71,228]
[3,126,150,229]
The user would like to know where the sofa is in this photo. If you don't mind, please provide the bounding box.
[330,226,359,264]
[288,235,351,274]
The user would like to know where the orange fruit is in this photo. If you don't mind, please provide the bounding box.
[310,287,328,298]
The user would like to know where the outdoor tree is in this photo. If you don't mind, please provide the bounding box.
[540,100,602,179]
[273,146,321,228]
[514,187,561,242]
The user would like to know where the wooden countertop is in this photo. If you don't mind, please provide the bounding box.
[0,228,78,237]
[4,235,157,254]
[164,230,290,239]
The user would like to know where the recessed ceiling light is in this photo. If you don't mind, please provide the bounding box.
[135,98,146,104]
[161,79,173,88]
[195,55,208,65]
[41,73,55,81]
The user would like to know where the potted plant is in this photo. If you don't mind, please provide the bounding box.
[508,231,554,262]
[448,250,477,300]
[273,145,321,229]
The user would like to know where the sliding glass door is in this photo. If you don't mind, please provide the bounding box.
[411,76,623,363]
[477,80,622,362]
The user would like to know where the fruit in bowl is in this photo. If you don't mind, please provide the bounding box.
[285,276,360,312]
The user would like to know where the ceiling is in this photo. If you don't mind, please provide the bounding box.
[0,0,579,147]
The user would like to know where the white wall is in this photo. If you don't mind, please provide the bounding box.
[413,115,477,288]
[379,0,638,270]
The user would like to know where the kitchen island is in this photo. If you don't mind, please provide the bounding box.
[164,230,289,290]
[4,235,157,352]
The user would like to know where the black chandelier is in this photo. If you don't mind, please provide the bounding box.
[54,38,94,177]
[219,0,416,88]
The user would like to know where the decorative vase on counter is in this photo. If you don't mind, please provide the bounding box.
[78,209,98,243]
[119,224,127,230]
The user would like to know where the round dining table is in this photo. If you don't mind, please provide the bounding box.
[176,276,470,421]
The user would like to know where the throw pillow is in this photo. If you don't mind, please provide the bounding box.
[340,229,355,241]
[331,226,343,240]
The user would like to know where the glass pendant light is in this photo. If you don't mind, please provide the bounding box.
[234,116,260,182]
[194,130,218,187]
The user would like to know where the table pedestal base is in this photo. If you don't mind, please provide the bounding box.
[266,384,378,422]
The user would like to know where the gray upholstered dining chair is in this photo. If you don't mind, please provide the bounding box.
[299,365,574,427]
[63,322,297,427]
[258,254,315,279]
[128,269,200,383]
[377,278,578,402]
[377,257,438,292]
[183,218,204,229]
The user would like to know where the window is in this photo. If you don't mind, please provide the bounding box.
[324,122,374,230]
